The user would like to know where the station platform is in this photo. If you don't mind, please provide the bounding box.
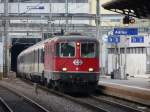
[98,77,150,106]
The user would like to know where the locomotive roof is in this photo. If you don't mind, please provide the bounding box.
[18,35,98,58]
[52,36,99,43]
[18,38,50,58]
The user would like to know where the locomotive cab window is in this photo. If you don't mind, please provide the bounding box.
[81,43,96,58]
[56,42,75,57]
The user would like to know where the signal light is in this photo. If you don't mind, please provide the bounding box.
[76,42,80,46]
[130,18,135,24]
[123,16,135,24]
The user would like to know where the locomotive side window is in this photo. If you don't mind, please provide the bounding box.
[56,43,60,56]
[58,42,75,57]
[81,43,96,58]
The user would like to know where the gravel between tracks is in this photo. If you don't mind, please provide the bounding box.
[0,78,94,112]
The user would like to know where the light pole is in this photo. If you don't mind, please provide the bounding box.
[48,0,52,34]
[65,0,69,32]
[18,0,20,15]
[40,15,44,40]
[3,0,10,77]
[124,37,129,79]
[96,0,103,75]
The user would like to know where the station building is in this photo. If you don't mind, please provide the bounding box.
[90,0,150,78]
[107,34,150,78]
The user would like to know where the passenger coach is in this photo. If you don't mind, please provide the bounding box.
[17,34,100,93]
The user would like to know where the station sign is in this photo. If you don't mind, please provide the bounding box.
[131,36,144,43]
[108,35,120,44]
[113,28,138,35]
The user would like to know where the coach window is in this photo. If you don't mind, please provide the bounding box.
[81,43,95,58]
[60,42,75,57]
[40,49,44,63]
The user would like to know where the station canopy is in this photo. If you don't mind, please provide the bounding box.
[102,0,150,19]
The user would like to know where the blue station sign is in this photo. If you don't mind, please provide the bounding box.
[113,28,138,35]
[108,35,120,44]
[131,36,144,43]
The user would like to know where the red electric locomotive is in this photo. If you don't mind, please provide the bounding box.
[17,34,100,93]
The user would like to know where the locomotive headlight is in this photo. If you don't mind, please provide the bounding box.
[62,67,67,72]
[89,68,94,72]
[76,42,80,46]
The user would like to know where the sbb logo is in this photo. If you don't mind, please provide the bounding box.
[73,59,83,66]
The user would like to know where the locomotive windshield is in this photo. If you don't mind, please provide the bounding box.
[56,42,75,57]
[81,43,96,58]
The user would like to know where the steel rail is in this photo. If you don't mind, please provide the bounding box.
[0,97,14,112]
[38,83,148,112]
[91,95,145,112]
[21,79,109,112]
[21,79,147,112]
[0,85,50,112]
[38,85,109,112]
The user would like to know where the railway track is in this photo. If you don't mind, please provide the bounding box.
[38,86,108,112]
[90,95,146,112]
[37,84,145,112]
[21,79,147,112]
[0,97,13,112]
[75,95,145,112]
[0,85,50,112]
